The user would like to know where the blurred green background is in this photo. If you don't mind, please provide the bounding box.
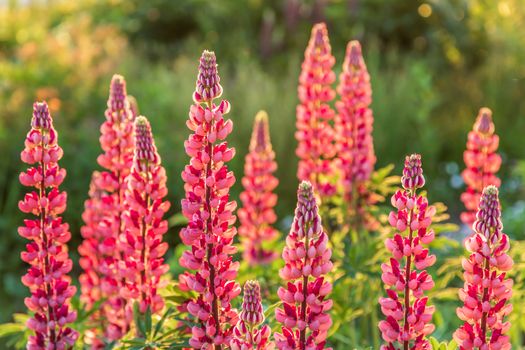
[1,0,524,325]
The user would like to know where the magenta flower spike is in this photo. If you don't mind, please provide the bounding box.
[179,50,241,349]
[121,116,170,315]
[231,280,274,350]
[78,74,135,341]
[335,40,377,228]
[275,181,333,350]
[19,102,78,349]
[295,23,337,198]
[378,154,436,349]
[454,186,513,350]
[460,108,501,227]
[238,111,279,265]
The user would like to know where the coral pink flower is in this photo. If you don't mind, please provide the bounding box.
[275,181,333,350]
[461,108,501,227]
[19,102,78,349]
[121,116,170,315]
[238,111,279,265]
[378,154,436,349]
[79,74,135,341]
[179,50,241,349]
[231,280,274,350]
[295,23,337,198]
[335,40,377,230]
[454,186,513,350]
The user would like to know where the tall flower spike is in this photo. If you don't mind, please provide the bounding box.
[454,186,513,350]
[78,171,107,348]
[19,102,78,349]
[179,50,241,349]
[121,116,170,315]
[378,154,436,350]
[461,108,501,227]
[275,181,333,350]
[78,74,135,341]
[238,111,279,265]
[335,40,377,229]
[231,281,274,349]
[295,23,337,198]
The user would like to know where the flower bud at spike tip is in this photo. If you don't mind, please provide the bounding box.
[238,111,279,265]
[295,23,337,198]
[251,111,271,153]
[31,102,52,130]
[378,154,435,349]
[194,50,223,103]
[20,101,79,348]
[460,107,501,227]
[454,185,513,350]
[134,116,159,166]
[401,154,425,191]
[275,180,333,349]
[107,74,133,122]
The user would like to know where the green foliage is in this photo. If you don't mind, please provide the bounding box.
[0,313,30,348]
[429,337,458,350]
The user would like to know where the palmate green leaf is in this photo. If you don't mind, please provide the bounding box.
[0,313,31,348]
[429,337,458,350]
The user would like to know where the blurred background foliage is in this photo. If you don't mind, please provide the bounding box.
[1,0,525,346]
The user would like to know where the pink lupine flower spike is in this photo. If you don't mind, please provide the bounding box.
[121,116,170,315]
[460,108,501,227]
[78,75,135,341]
[275,181,333,350]
[19,102,78,349]
[179,50,241,349]
[295,23,337,198]
[231,280,274,349]
[335,40,377,230]
[454,185,513,350]
[378,154,436,350]
[238,111,279,265]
